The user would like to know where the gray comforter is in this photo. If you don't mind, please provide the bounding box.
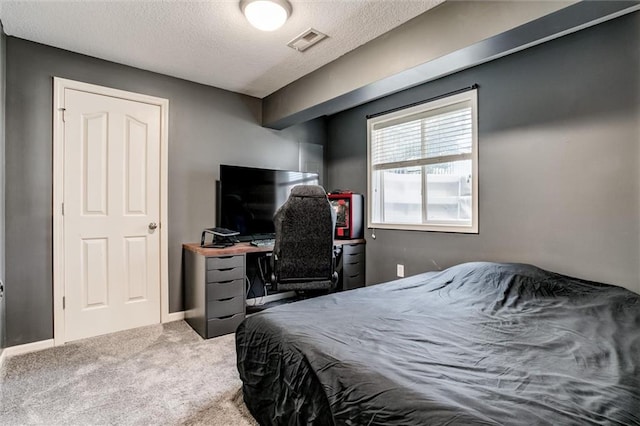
[236,262,640,425]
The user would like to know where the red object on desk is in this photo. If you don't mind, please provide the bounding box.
[328,192,364,239]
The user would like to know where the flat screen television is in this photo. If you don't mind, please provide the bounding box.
[218,165,320,241]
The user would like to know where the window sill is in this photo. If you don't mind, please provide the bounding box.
[368,222,478,234]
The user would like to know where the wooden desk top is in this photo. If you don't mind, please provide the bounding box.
[183,238,366,256]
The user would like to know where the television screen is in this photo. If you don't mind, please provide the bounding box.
[218,165,319,240]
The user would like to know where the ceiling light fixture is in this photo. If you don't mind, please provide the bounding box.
[240,0,292,32]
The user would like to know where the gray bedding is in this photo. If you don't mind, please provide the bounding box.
[236,262,640,425]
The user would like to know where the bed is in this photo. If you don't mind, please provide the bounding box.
[235,262,640,425]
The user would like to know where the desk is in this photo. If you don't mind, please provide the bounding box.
[183,239,365,339]
[183,239,365,256]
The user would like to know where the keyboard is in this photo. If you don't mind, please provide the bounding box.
[250,239,275,247]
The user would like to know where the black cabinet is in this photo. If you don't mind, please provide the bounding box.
[341,242,365,290]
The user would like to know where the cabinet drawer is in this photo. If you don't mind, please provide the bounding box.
[343,272,365,290]
[207,313,244,338]
[207,279,244,300]
[342,243,364,256]
[207,266,244,283]
[206,255,244,270]
[207,295,244,319]
[343,251,363,265]
[343,260,364,276]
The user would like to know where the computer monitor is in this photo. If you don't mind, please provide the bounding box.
[217,165,319,241]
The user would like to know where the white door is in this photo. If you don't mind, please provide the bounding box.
[63,88,161,342]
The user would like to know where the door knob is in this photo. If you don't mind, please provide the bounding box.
[148,222,158,230]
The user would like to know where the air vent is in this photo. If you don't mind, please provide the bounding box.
[287,28,327,52]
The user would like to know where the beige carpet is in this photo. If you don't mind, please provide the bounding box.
[0,321,258,425]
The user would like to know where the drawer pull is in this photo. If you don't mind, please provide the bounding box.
[218,256,234,259]
[218,267,234,272]
[349,274,360,278]
[217,280,234,284]
[218,296,234,301]
[217,314,235,319]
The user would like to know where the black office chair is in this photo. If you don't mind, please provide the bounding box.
[270,185,338,294]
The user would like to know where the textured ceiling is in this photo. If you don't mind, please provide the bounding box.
[0,0,444,98]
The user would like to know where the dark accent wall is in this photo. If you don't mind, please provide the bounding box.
[327,12,640,293]
[5,38,326,346]
[0,24,6,351]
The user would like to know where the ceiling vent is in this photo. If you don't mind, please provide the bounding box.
[287,28,327,52]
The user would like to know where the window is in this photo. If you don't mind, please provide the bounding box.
[367,89,478,233]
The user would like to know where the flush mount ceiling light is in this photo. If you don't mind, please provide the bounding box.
[240,0,292,32]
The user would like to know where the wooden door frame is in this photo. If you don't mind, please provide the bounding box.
[53,77,170,346]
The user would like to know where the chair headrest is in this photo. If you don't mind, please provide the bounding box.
[290,185,327,198]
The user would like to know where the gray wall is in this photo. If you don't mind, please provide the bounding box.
[327,12,640,294]
[263,0,576,128]
[0,24,6,350]
[5,37,326,346]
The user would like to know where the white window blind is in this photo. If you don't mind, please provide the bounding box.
[367,89,478,233]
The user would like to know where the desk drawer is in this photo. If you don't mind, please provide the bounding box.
[343,242,365,291]
[206,255,244,270]
[343,260,364,277]
[207,266,244,283]
[207,295,244,319]
[344,251,363,265]
[342,243,364,256]
[343,271,365,290]
[207,279,244,300]
[207,313,244,338]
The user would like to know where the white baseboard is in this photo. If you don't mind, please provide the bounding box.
[163,311,185,322]
[246,291,295,306]
[4,339,55,358]
[2,317,186,361]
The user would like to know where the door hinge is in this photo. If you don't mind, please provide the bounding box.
[63,296,66,309]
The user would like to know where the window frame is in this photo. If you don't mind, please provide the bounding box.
[366,89,478,233]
